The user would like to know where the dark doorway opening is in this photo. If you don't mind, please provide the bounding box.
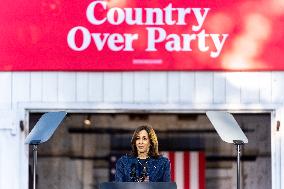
[28,112,271,189]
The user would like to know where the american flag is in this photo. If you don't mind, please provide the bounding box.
[163,151,205,189]
[109,151,205,189]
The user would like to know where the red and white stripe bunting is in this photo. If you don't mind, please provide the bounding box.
[163,151,205,189]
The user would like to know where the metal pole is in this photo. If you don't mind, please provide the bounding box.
[33,145,38,189]
[237,144,241,189]
[233,140,244,189]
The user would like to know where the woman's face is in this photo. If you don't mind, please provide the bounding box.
[136,129,150,155]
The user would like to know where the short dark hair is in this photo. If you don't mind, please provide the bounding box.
[131,124,159,158]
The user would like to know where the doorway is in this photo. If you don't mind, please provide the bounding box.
[28,112,271,189]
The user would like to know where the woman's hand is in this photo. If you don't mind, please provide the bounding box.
[144,176,149,182]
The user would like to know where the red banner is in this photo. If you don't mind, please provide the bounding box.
[0,0,284,71]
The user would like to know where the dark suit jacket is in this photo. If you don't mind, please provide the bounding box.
[115,154,171,182]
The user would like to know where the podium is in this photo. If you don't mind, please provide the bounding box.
[25,111,67,189]
[206,111,248,189]
[100,182,177,189]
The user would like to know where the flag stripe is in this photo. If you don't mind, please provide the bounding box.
[169,151,175,182]
[190,152,199,189]
[175,152,184,189]
[198,152,205,189]
[184,152,190,189]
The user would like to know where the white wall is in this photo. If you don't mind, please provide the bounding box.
[1,72,280,106]
[0,71,284,189]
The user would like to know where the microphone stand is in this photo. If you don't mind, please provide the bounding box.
[140,166,148,182]
[130,164,148,182]
[130,164,138,182]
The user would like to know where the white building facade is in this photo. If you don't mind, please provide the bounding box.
[0,71,284,189]
[1,0,284,188]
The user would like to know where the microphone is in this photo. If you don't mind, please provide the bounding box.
[140,165,148,182]
[130,163,137,182]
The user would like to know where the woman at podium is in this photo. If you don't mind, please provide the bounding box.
[115,125,171,182]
